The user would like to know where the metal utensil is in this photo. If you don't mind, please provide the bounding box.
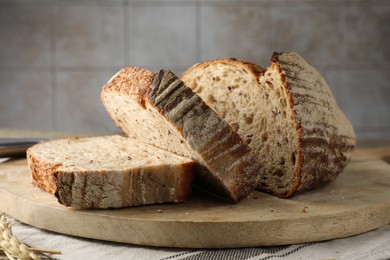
[0,138,46,157]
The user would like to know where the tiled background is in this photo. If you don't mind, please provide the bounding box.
[0,0,389,140]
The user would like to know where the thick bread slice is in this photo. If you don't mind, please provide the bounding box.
[181,52,356,197]
[101,68,262,202]
[27,135,195,209]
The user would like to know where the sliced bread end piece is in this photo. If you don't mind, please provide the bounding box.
[269,52,356,196]
[27,135,195,209]
[181,53,356,198]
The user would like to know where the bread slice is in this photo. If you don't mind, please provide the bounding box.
[101,68,262,202]
[27,135,195,209]
[181,52,356,197]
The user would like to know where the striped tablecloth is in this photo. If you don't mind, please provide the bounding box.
[6,215,390,260]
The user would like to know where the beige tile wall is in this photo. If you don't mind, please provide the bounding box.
[0,0,389,139]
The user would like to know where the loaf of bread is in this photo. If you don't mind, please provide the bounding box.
[181,52,356,197]
[27,135,195,209]
[102,68,262,202]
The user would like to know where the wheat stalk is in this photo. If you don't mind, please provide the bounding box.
[0,213,61,260]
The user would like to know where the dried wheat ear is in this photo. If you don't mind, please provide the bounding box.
[0,213,61,259]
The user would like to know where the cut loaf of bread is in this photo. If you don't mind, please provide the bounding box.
[27,135,195,209]
[101,68,262,202]
[181,52,356,197]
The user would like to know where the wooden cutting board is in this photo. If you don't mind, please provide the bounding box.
[0,152,389,248]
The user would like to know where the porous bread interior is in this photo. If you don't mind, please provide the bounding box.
[183,62,299,196]
[258,65,299,195]
[31,135,193,172]
[102,92,195,159]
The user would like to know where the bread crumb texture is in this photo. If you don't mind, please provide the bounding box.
[103,66,262,202]
[27,135,195,209]
[181,53,356,197]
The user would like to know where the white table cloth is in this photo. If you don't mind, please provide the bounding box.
[6,215,390,260]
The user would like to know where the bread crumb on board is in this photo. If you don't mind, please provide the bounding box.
[247,193,259,200]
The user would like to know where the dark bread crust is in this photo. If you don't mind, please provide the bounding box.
[174,161,197,201]
[27,136,196,209]
[54,160,196,208]
[147,70,262,202]
[271,52,356,197]
[27,149,61,194]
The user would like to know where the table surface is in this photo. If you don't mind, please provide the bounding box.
[1,129,390,260]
